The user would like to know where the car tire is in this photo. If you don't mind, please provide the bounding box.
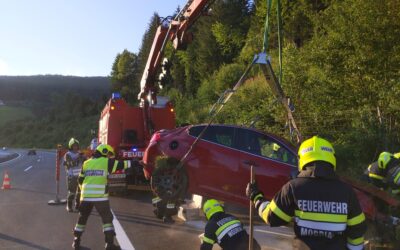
[150,158,188,200]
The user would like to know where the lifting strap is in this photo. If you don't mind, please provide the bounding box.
[258,0,302,144]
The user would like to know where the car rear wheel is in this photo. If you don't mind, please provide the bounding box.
[150,157,188,200]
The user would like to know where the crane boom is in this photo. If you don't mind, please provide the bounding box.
[138,0,214,104]
[137,0,214,140]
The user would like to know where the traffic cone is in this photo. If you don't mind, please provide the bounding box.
[2,171,11,190]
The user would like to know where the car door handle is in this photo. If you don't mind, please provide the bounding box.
[242,160,257,166]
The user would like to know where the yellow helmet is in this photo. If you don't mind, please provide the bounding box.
[68,138,79,149]
[298,136,336,171]
[203,199,224,220]
[96,144,115,157]
[378,152,393,169]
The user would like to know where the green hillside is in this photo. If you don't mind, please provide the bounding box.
[0,106,33,127]
[0,75,110,148]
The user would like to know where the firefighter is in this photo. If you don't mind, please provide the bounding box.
[152,196,178,224]
[247,136,367,250]
[64,138,86,212]
[366,152,400,194]
[72,144,131,250]
[200,199,260,250]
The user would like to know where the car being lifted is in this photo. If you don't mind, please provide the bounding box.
[143,124,299,205]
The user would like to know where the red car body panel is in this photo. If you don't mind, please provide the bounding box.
[143,124,393,220]
[143,124,298,205]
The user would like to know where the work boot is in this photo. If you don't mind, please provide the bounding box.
[105,234,120,250]
[163,216,175,224]
[105,243,121,250]
[153,209,163,219]
[66,200,73,212]
[72,237,80,250]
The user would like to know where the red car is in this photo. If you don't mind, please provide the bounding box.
[143,124,299,205]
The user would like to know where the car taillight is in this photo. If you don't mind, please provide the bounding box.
[150,132,161,144]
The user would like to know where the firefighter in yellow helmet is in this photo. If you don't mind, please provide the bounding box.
[200,199,260,250]
[365,152,400,195]
[246,136,366,250]
[73,144,132,250]
[64,138,86,212]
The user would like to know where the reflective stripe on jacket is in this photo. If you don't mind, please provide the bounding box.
[367,162,385,180]
[79,156,130,202]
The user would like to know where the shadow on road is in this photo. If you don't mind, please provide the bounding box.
[114,212,203,234]
[12,187,55,196]
[0,232,51,250]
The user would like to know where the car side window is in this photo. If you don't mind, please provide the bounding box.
[188,125,204,137]
[236,128,297,166]
[188,125,234,147]
[236,128,261,155]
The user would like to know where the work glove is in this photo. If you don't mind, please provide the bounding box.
[246,182,263,202]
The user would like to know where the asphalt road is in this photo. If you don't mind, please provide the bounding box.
[0,149,294,250]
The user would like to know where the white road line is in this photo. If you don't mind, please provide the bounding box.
[24,166,33,172]
[111,210,135,250]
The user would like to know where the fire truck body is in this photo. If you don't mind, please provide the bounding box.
[98,93,175,191]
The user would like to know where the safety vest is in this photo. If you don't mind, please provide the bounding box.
[367,162,385,181]
[64,151,83,177]
[387,165,400,188]
[80,157,109,202]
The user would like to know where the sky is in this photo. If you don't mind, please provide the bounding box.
[0,0,187,76]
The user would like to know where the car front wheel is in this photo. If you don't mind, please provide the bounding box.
[150,156,188,200]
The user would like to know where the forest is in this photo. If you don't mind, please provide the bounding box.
[110,0,400,174]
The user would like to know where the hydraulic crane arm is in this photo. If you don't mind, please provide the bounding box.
[138,0,214,104]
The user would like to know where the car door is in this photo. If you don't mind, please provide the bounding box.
[187,125,240,201]
[235,128,298,204]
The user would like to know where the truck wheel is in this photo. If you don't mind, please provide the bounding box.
[150,156,188,200]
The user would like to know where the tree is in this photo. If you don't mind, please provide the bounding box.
[110,49,139,103]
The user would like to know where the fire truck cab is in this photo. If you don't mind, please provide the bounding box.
[98,93,175,191]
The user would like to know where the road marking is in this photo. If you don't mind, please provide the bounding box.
[24,166,33,172]
[111,210,135,250]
